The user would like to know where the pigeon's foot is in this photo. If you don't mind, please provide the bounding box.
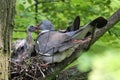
[40,63,49,67]
[71,37,91,44]
[71,39,83,43]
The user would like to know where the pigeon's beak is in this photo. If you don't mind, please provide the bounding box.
[35,27,40,33]
[35,24,41,33]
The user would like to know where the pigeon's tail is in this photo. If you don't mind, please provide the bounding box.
[90,17,107,28]
[67,17,108,39]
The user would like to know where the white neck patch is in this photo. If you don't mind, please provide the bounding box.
[41,30,50,33]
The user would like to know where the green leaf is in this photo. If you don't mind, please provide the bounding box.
[18,4,25,11]
[89,52,120,80]
[27,0,32,4]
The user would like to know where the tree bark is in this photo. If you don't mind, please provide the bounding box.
[43,9,120,80]
[0,0,15,80]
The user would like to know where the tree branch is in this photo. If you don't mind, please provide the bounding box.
[56,66,90,80]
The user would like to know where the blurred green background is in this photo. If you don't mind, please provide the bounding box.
[13,0,120,80]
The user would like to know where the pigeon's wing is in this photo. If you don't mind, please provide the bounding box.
[35,31,72,56]
[35,27,89,56]
[52,17,108,53]
[53,17,108,53]
[66,16,80,32]
[59,16,80,33]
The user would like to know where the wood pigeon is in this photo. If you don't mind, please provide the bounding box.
[34,17,107,64]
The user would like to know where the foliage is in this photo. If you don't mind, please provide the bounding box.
[14,0,120,79]
[88,36,120,80]
[14,0,120,37]
[77,33,120,80]
[89,51,120,80]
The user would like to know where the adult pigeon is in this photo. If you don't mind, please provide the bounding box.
[35,17,107,64]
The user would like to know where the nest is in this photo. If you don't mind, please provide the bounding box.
[10,55,49,80]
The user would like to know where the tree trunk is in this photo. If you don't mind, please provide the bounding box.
[0,0,15,80]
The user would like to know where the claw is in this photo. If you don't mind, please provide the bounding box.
[71,37,91,44]
[71,39,83,43]
[40,63,49,67]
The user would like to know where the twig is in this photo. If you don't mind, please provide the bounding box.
[26,73,38,80]
[36,63,46,78]
[34,0,39,24]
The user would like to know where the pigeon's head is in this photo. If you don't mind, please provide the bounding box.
[37,20,54,31]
